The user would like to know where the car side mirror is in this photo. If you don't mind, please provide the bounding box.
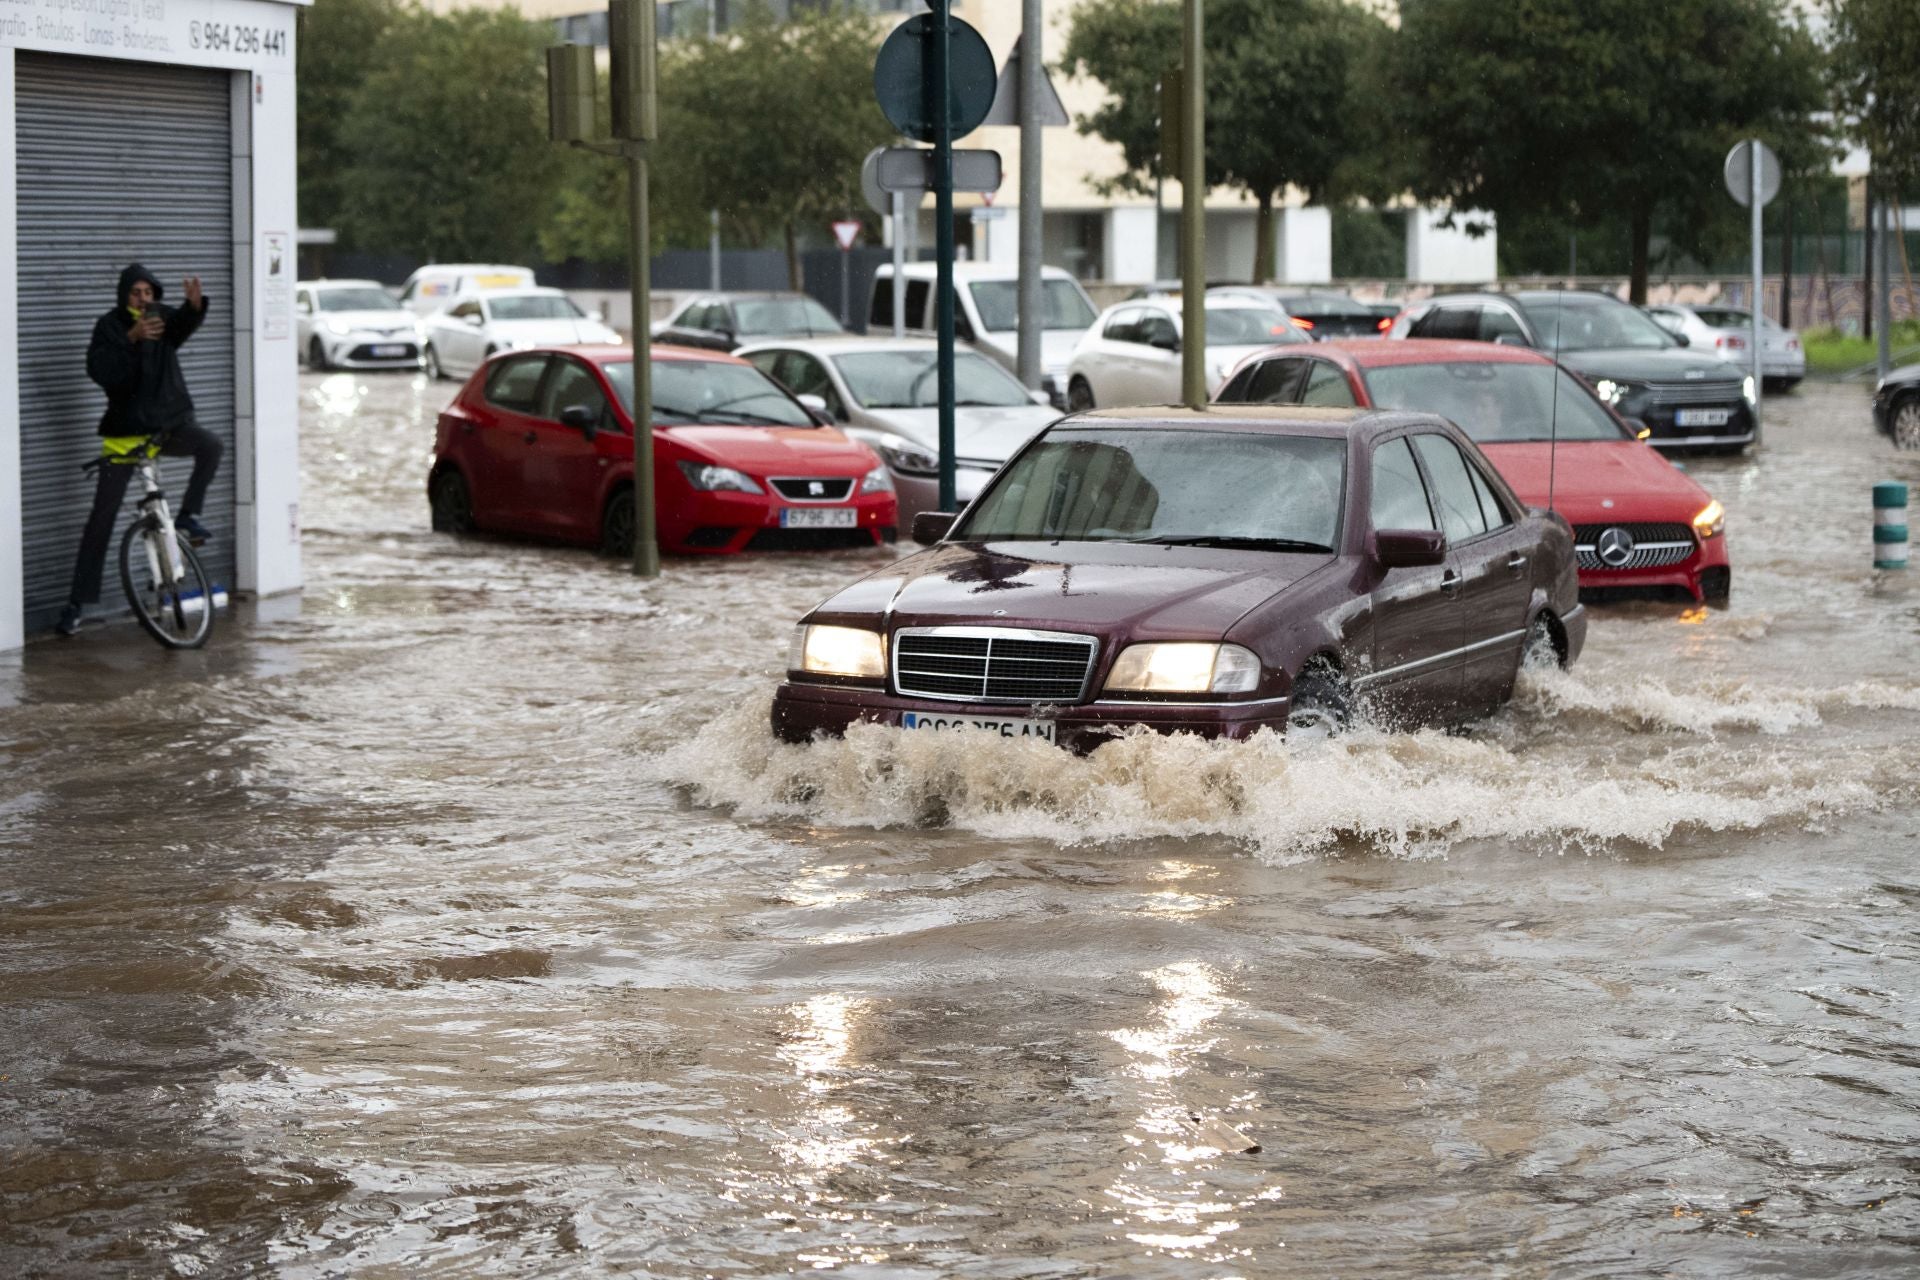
[1149,333,1180,353]
[797,393,829,415]
[463,314,482,326]
[1373,528,1447,568]
[559,404,597,437]
[1029,389,1052,406]
[1492,334,1530,347]
[912,511,957,545]
[1672,332,1691,347]
[588,308,605,323]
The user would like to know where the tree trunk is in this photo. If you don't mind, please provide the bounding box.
[1628,204,1651,305]
[1252,189,1275,284]
[1781,197,1794,329]
[1863,174,1875,340]
[785,219,803,293]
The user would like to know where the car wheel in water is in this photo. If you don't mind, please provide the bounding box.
[424,344,444,381]
[308,337,330,371]
[1286,667,1351,740]
[1067,378,1095,413]
[1522,615,1563,671]
[429,468,473,534]
[600,488,635,557]
[1894,395,1920,451]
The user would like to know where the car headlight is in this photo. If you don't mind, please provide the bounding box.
[323,319,351,337]
[855,431,940,477]
[859,464,894,494]
[790,624,886,679]
[1692,499,1725,538]
[1103,642,1261,694]
[1742,375,1757,405]
[677,461,763,493]
[1593,378,1635,406]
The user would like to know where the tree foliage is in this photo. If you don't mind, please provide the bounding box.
[1389,0,1829,301]
[1059,0,1392,280]
[295,0,396,236]
[1826,0,1920,190]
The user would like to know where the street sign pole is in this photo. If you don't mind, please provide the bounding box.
[933,0,957,510]
[1016,0,1043,391]
[1180,0,1205,409]
[611,0,659,577]
[891,190,906,338]
[1750,139,1763,433]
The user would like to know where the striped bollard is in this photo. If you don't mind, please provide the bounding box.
[1875,482,1908,569]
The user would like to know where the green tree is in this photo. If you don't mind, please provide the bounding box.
[1827,0,1920,191]
[1059,0,1393,281]
[335,6,563,261]
[296,0,398,239]
[1390,0,1829,302]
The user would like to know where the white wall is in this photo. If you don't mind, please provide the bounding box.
[1407,207,1499,284]
[1277,207,1332,285]
[1104,206,1157,284]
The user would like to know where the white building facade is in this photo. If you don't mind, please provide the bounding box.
[1,0,304,649]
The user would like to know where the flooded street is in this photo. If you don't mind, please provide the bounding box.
[4,372,1919,1277]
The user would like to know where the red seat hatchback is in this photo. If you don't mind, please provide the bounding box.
[428,345,897,555]
[1216,340,1731,602]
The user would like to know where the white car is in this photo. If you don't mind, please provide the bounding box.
[421,288,622,381]
[1646,303,1805,389]
[868,262,1100,407]
[739,336,1058,522]
[396,263,537,317]
[1065,295,1309,410]
[295,279,423,371]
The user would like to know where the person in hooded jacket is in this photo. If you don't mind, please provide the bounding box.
[56,264,221,636]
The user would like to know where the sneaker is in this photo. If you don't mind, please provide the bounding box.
[176,515,210,545]
[55,603,83,637]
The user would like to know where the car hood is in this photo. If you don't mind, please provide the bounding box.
[981,329,1088,373]
[1478,440,1711,523]
[1557,348,1741,384]
[857,404,1057,462]
[813,540,1328,638]
[1882,362,1920,388]
[487,318,616,343]
[663,424,875,474]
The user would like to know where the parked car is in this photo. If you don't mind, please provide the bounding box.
[869,262,1101,408]
[1645,303,1805,389]
[397,263,536,316]
[738,336,1058,524]
[1065,294,1308,410]
[422,288,622,381]
[1216,339,1731,602]
[1388,290,1758,453]
[295,279,423,371]
[1874,363,1920,449]
[1214,287,1395,340]
[771,405,1584,751]
[428,346,897,556]
[652,291,845,352]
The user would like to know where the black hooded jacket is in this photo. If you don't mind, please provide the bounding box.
[85,264,210,437]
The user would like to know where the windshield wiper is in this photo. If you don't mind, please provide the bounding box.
[1128,535,1333,553]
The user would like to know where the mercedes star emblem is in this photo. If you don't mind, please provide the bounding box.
[1595,525,1636,568]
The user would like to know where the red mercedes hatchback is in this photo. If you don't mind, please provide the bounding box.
[1216,340,1731,601]
[428,345,896,554]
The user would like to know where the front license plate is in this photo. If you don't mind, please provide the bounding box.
[369,344,409,357]
[901,710,1057,743]
[780,507,857,528]
[1675,408,1732,427]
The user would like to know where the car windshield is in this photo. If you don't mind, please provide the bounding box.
[603,360,813,427]
[968,279,1099,332]
[833,349,1032,409]
[956,428,1345,549]
[1362,362,1629,443]
[1206,307,1305,345]
[1273,293,1375,317]
[316,288,398,312]
[488,295,584,321]
[1517,297,1674,352]
[734,297,844,336]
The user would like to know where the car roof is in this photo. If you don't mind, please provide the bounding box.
[1297,338,1554,370]
[407,263,532,276]
[689,291,818,301]
[456,286,567,302]
[299,278,386,289]
[737,335,945,356]
[1058,404,1449,440]
[879,262,1074,281]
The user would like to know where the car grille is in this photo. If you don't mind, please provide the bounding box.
[1641,380,1743,406]
[893,627,1097,703]
[1573,522,1695,571]
[348,342,419,360]
[769,476,855,502]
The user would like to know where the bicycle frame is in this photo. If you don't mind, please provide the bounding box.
[129,454,185,585]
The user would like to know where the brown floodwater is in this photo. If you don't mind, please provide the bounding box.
[2,372,1918,1277]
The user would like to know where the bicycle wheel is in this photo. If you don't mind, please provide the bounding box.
[119,519,215,649]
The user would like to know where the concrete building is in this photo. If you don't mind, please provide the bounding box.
[2,0,305,650]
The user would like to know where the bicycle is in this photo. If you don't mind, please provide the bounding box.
[81,439,216,649]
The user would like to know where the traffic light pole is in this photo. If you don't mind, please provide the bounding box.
[1180,0,1205,409]
[627,141,659,577]
[933,0,957,510]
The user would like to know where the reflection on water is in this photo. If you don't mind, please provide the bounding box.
[2,375,1918,1275]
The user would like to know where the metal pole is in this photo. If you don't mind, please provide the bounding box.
[628,146,658,577]
[891,189,906,338]
[1878,194,1894,383]
[1016,0,1043,391]
[840,243,851,327]
[709,208,721,291]
[1179,0,1205,408]
[1750,140,1763,438]
[933,0,957,509]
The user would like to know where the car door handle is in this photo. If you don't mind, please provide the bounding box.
[1440,569,1463,598]
[1506,552,1529,575]
[523,431,537,444]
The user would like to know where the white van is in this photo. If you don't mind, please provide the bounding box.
[397,263,537,317]
[868,262,1099,407]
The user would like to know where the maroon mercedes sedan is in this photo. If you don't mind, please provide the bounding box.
[772,406,1586,751]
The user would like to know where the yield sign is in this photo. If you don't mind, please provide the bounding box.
[831,219,862,251]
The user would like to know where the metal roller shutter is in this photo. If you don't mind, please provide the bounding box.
[16,52,236,632]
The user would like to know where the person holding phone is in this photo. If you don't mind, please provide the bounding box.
[55,264,220,637]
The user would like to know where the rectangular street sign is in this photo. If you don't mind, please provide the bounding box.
[875,147,1002,195]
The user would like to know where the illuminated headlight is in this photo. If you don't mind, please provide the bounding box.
[859,464,894,494]
[789,624,886,679]
[1593,378,1634,406]
[1691,499,1725,538]
[855,431,940,477]
[1742,375,1757,404]
[323,319,352,337]
[677,460,763,493]
[1103,642,1261,694]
